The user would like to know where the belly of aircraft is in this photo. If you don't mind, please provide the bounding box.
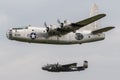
[11,33,105,45]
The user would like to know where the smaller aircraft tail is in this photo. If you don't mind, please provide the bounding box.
[83,60,88,68]
[77,61,88,71]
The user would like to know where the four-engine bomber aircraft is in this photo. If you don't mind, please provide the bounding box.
[42,61,88,72]
[6,4,115,45]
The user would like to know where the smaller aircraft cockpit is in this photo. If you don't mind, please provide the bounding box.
[42,63,61,71]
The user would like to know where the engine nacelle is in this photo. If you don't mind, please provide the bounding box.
[48,25,57,31]
[64,20,71,26]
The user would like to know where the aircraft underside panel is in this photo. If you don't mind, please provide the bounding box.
[11,32,105,44]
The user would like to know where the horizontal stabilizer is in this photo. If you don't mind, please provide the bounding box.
[92,26,115,34]
[77,67,85,71]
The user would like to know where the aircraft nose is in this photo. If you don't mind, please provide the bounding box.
[6,29,13,40]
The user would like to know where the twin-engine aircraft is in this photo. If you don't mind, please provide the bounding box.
[6,4,115,45]
[42,61,88,72]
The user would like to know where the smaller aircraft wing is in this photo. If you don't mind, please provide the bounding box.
[92,26,115,34]
[62,63,77,68]
[48,14,106,36]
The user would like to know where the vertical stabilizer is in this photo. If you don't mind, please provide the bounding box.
[90,4,99,17]
[79,4,100,31]
[89,4,99,30]
[80,4,100,31]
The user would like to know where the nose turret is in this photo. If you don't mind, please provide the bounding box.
[6,29,13,40]
[42,67,46,70]
[42,66,49,71]
[42,65,52,71]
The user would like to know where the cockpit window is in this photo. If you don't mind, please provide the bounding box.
[12,28,24,30]
[12,26,29,30]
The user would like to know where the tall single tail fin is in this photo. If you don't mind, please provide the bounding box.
[90,4,99,29]
[87,4,99,30]
[90,4,99,18]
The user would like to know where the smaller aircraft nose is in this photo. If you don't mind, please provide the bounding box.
[6,29,13,40]
[42,67,46,70]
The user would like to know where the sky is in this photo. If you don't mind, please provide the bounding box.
[0,0,120,80]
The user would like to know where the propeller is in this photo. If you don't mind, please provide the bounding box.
[44,22,49,32]
[56,62,59,67]
[57,19,64,28]
[57,62,59,65]
[57,19,61,24]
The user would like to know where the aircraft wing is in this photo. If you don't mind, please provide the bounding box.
[62,63,77,68]
[71,14,106,28]
[92,26,115,34]
[48,14,106,36]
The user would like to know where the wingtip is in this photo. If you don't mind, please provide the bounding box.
[103,14,106,16]
[95,13,106,18]
[100,13,106,17]
[110,26,115,29]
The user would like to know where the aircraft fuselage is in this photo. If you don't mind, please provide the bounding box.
[6,26,105,44]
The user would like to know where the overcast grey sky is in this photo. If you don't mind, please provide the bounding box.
[0,0,120,80]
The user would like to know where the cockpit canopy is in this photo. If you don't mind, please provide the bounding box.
[12,28,24,30]
[12,25,33,30]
